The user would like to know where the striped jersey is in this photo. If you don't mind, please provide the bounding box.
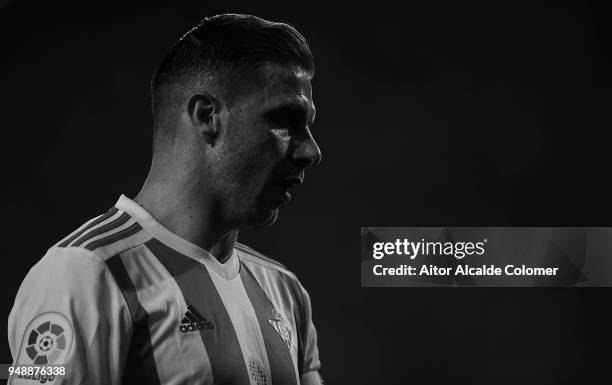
[8,195,322,385]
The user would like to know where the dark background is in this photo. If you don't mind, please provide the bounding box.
[1,0,611,384]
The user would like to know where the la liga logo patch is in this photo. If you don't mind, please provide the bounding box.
[19,312,73,365]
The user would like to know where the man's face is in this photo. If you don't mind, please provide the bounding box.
[215,62,322,228]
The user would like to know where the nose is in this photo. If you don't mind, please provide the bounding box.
[292,128,322,168]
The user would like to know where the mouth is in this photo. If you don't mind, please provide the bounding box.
[279,175,304,189]
[276,174,304,203]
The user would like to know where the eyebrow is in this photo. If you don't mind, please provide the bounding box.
[264,101,316,126]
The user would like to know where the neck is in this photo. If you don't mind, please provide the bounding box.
[133,174,238,263]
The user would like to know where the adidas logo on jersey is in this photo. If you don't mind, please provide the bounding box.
[179,305,214,333]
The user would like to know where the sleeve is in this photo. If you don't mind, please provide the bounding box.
[7,247,132,385]
[296,282,323,385]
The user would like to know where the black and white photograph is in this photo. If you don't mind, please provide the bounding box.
[1,1,610,384]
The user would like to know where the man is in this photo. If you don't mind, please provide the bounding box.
[8,14,323,385]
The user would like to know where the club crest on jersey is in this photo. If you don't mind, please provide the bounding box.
[179,304,214,333]
[268,308,292,348]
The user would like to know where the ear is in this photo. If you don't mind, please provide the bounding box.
[186,92,223,144]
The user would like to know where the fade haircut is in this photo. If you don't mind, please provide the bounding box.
[150,14,314,128]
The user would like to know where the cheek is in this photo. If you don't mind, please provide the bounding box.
[224,129,289,184]
[246,131,290,164]
[230,145,276,183]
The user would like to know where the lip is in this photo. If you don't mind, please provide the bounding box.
[281,190,292,203]
[279,175,304,189]
[276,175,303,204]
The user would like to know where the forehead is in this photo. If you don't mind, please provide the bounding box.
[240,62,315,120]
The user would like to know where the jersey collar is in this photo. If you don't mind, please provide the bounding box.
[114,194,240,280]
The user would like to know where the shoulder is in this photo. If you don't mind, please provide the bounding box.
[13,207,151,314]
[13,245,122,318]
[53,206,151,261]
[18,205,153,295]
[28,246,108,282]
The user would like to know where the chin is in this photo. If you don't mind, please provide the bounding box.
[249,208,279,228]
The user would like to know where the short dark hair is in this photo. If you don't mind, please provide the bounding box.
[151,14,314,123]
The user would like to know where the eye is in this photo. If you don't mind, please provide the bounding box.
[270,127,291,140]
[265,105,307,136]
[269,115,298,139]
